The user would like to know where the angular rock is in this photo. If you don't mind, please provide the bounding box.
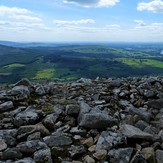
[147,99,163,109]
[43,135,72,147]
[83,155,95,163]
[108,148,133,163]
[68,145,86,158]
[119,124,153,140]
[93,149,107,160]
[14,157,36,163]
[2,147,22,160]
[7,85,30,101]
[141,147,156,163]
[17,123,50,140]
[0,101,14,113]
[17,140,47,154]
[14,106,43,127]
[43,113,59,131]
[0,139,7,151]
[156,150,163,163]
[34,148,52,163]
[81,137,94,147]
[78,103,118,129]
[66,104,80,117]
[96,131,126,151]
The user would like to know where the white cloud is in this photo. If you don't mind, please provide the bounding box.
[53,19,95,26]
[63,0,119,8]
[0,5,30,16]
[137,0,163,13]
[10,15,42,22]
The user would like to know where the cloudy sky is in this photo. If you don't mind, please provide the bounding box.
[0,0,163,42]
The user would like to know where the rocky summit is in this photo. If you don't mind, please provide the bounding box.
[0,77,163,163]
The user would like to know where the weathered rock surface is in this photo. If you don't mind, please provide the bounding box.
[0,77,163,162]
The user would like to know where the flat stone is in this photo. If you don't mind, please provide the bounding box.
[43,135,72,147]
[119,124,153,140]
[83,155,95,163]
[0,101,14,113]
[141,147,156,163]
[14,157,35,163]
[17,140,47,154]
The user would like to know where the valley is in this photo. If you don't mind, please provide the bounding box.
[0,42,163,83]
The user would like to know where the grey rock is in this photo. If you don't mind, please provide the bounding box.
[70,127,87,136]
[0,139,7,151]
[68,145,86,157]
[17,140,47,154]
[96,131,126,151]
[135,120,149,131]
[130,153,147,163]
[14,106,43,127]
[156,150,163,163]
[7,85,30,101]
[147,99,163,109]
[77,78,92,84]
[0,101,14,113]
[35,85,48,95]
[14,157,36,163]
[84,155,95,163]
[2,148,22,160]
[119,124,153,140]
[34,148,52,163]
[78,103,117,129]
[17,123,49,140]
[43,135,72,147]
[66,104,80,117]
[43,113,59,131]
[27,132,41,141]
[108,148,133,163]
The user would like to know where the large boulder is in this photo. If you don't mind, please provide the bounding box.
[119,124,153,140]
[78,102,118,129]
[14,106,43,127]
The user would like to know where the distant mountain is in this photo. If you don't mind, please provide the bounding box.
[0,41,69,48]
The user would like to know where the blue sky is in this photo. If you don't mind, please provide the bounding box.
[0,0,163,42]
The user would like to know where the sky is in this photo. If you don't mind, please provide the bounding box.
[0,0,163,42]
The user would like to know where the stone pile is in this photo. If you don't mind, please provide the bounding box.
[0,77,163,163]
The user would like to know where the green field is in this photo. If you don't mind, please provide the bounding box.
[1,43,163,83]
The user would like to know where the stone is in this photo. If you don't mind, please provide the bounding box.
[17,123,50,140]
[14,106,43,127]
[2,148,22,160]
[43,113,59,131]
[119,124,153,140]
[27,132,41,141]
[0,101,14,113]
[130,153,147,163]
[96,131,126,151]
[135,120,149,131]
[7,85,30,101]
[68,145,86,158]
[156,150,163,163]
[14,157,35,163]
[43,135,72,147]
[35,85,47,95]
[147,99,163,109]
[78,103,118,129]
[66,104,80,117]
[34,148,53,163]
[17,140,47,154]
[93,149,107,160]
[141,147,156,163]
[70,127,87,136]
[108,148,133,163]
[83,155,95,163]
[81,137,94,147]
[0,139,7,151]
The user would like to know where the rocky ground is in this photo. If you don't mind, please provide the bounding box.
[0,77,163,163]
